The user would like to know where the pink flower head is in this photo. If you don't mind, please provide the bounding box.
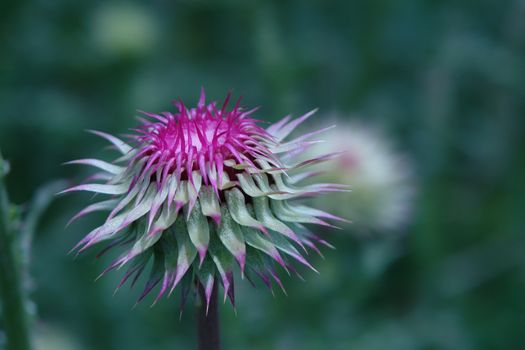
[62,89,347,309]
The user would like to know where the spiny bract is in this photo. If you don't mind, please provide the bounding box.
[62,89,346,309]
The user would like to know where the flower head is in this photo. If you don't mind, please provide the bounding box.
[307,119,415,233]
[62,89,345,308]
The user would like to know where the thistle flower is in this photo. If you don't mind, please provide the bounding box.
[307,119,415,233]
[62,89,345,309]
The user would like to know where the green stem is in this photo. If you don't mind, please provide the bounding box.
[197,282,221,350]
[0,158,32,350]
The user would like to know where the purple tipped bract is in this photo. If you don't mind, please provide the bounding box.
[62,89,346,310]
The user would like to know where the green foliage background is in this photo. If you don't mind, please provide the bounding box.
[1,0,524,349]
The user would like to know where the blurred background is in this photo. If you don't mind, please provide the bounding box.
[1,0,524,349]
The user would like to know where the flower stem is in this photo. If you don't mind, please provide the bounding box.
[197,282,221,350]
[0,157,32,350]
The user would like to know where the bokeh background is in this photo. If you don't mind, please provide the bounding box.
[1,0,525,349]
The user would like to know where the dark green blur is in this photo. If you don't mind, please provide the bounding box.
[1,1,524,349]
